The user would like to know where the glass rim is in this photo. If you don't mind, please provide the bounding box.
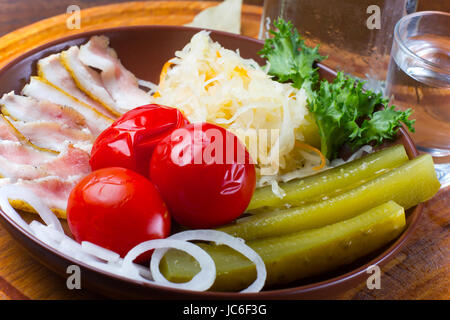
[394,11,450,71]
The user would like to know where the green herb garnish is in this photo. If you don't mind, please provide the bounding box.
[258,18,326,89]
[308,72,415,159]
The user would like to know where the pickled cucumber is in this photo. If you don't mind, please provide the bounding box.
[160,201,406,291]
[248,144,409,211]
[219,154,439,241]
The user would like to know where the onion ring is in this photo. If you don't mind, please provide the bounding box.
[122,239,216,291]
[81,241,120,263]
[151,230,266,293]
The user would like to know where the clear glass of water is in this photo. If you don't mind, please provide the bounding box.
[259,0,417,92]
[385,11,450,186]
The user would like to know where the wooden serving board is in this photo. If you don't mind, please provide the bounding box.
[0,1,448,300]
[0,1,262,69]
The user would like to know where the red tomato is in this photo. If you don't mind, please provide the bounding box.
[67,167,171,260]
[150,122,256,228]
[90,104,189,177]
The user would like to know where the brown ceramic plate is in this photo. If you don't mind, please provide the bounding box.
[0,26,421,299]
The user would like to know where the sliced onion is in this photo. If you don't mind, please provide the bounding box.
[27,220,101,266]
[29,221,57,246]
[0,186,32,232]
[58,237,82,257]
[122,239,216,291]
[81,241,120,263]
[57,237,101,266]
[330,145,374,168]
[329,157,346,167]
[134,262,153,281]
[29,221,65,242]
[109,259,153,281]
[151,230,267,293]
[347,145,373,162]
[29,220,65,249]
[137,79,158,94]
[0,185,63,232]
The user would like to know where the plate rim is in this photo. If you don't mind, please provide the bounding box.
[0,25,423,299]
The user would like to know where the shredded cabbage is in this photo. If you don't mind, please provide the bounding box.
[151,31,323,188]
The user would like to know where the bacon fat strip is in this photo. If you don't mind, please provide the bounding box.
[0,156,47,180]
[60,46,121,116]
[39,143,91,178]
[0,139,89,178]
[0,175,84,218]
[0,139,54,166]
[0,144,90,180]
[78,36,151,112]
[9,119,93,153]
[37,53,118,119]
[0,114,59,154]
[0,115,21,141]
[0,139,53,179]
[0,92,87,129]
[22,77,113,136]
[0,115,91,178]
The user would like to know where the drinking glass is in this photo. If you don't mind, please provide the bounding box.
[259,0,417,92]
[385,11,450,186]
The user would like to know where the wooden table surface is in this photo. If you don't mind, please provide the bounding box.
[0,0,448,300]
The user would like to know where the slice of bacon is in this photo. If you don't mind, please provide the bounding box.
[0,140,90,180]
[16,175,79,215]
[78,36,151,112]
[0,115,91,179]
[0,92,87,129]
[41,143,91,178]
[22,77,113,136]
[10,120,93,153]
[0,175,83,216]
[0,157,47,180]
[0,140,54,166]
[0,139,53,180]
[0,116,20,141]
[0,114,56,154]
[60,46,121,116]
[37,53,118,119]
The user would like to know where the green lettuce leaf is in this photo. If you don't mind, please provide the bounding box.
[308,72,415,159]
[258,18,326,89]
